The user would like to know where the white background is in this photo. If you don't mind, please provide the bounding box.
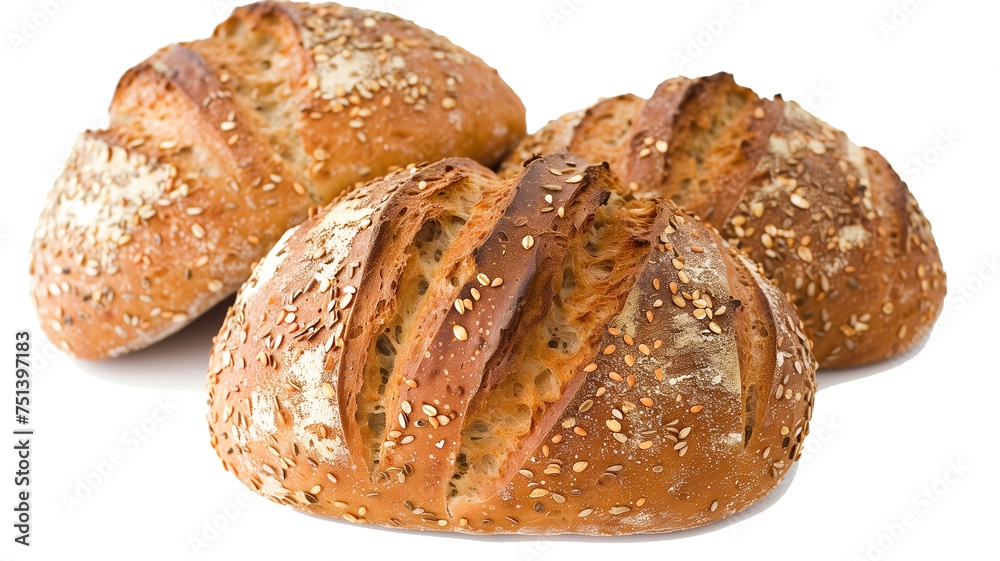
[1,0,997,559]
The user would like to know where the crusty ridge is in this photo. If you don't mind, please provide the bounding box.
[452,195,660,502]
[448,200,815,533]
[371,155,612,516]
[342,161,507,474]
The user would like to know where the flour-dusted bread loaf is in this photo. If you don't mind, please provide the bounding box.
[30,1,525,360]
[499,73,945,368]
[206,153,816,534]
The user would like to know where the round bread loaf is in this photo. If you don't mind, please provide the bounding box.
[499,73,946,368]
[30,1,525,359]
[206,153,817,534]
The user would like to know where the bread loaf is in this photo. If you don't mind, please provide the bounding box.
[30,1,525,359]
[206,153,816,534]
[500,73,946,368]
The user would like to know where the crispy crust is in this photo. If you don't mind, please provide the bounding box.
[30,1,526,359]
[500,73,946,368]
[206,154,816,534]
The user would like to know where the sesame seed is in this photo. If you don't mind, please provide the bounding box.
[655,140,668,153]
[491,277,503,287]
[441,97,457,109]
[573,461,589,472]
[476,273,490,286]
[453,325,468,341]
[566,174,583,183]
[322,383,334,398]
[606,419,622,432]
[522,235,534,250]
[339,293,353,309]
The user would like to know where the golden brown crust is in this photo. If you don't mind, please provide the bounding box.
[500,73,946,368]
[30,1,526,359]
[205,154,816,534]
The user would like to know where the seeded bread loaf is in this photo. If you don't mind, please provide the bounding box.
[30,1,526,359]
[206,153,816,534]
[499,73,946,368]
